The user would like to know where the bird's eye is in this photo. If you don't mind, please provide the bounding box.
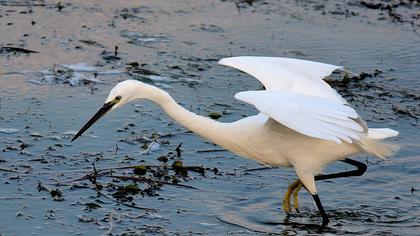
[115,95,122,101]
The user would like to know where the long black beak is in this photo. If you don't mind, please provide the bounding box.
[71,101,115,142]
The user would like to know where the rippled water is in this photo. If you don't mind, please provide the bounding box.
[0,1,419,235]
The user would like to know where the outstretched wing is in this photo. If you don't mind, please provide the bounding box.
[219,56,345,103]
[219,56,364,143]
[235,90,364,143]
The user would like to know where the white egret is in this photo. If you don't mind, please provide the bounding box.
[72,57,399,226]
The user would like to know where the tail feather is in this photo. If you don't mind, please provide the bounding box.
[357,128,399,159]
[368,128,399,140]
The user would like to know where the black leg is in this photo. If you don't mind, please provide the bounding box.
[315,158,367,181]
[308,158,366,226]
[312,194,329,226]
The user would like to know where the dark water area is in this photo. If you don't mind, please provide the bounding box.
[0,0,419,235]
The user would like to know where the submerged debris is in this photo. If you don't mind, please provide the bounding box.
[208,112,222,120]
[79,39,105,48]
[112,183,141,201]
[325,70,419,121]
[304,0,420,27]
[120,30,170,45]
[29,144,217,209]
[133,165,147,176]
[56,1,64,11]
[84,202,102,210]
[126,62,159,75]
[0,128,19,134]
[50,189,64,201]
[61,63,97,72]
[392,104,418,118]
[126,62,201,88]
[0,46,38,55]
[190,24,225,33]
[0,0,45,6]
[157,155,169,163]
[33,63,121,86]
[117,7,149,21]
[126,62,171,84]
[100,50,121,62]
[172,160,184,170]
[37,182,64,201]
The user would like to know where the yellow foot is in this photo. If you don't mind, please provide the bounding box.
[282,180,301,213]
[292,180,303,211]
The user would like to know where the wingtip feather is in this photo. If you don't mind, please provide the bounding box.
[218,57,237,66]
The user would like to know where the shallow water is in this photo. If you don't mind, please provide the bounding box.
[0,0,419,235]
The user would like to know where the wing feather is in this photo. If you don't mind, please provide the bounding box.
[235,90,363,143]
[312,115,363,132]
[219,56,345,103]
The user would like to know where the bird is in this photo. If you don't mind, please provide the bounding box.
[71,56,399,226]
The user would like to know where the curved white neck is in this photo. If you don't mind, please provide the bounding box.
[143,86,227,145]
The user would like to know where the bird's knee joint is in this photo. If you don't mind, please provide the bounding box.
[356,163,367,176]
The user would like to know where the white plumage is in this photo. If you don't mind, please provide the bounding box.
[221,56,366,144]
[219,56,346,102]
[234,90,362,143]
[72,56,399,226]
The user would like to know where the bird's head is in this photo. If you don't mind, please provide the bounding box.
[71,80,155,142]
[104,80,142,111]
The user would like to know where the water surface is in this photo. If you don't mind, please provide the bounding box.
[0,0,419,235]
